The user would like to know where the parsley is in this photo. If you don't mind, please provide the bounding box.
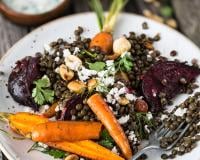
[28,143,67,159]
[32,75,54,105]
[99,129,115,149]
[160,6,173,18]
[87,61,106,71]
[115,53,134,72]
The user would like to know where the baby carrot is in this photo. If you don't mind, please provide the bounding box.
[87,93,132,160]
[31,121,102,142]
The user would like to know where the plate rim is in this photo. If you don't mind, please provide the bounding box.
[0,12,200,160]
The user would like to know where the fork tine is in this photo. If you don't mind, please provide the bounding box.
[165,122,191,150]
[165,121,185,137]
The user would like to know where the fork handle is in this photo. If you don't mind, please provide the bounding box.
[131,145,159,160]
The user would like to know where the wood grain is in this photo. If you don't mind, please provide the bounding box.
[172,0,200,47]
[0,14,28,58]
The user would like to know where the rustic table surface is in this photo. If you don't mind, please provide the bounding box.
[0,0,200,159]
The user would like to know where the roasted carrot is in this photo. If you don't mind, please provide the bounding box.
[48,140,125,160]
[42,102,58,118]
[31,121,102,142]
[87,93,132,160]
[90,32,113,54]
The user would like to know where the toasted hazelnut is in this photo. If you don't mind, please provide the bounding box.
[59,64,74,81]
[107,37,131,60]
[65,55,82,71]
[118,97,130,105]
[65,154,79,160]
[67,80,86,93]
[87,79,98,91]
[135,99,148,112]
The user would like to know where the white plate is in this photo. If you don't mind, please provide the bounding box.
[0,13,200,160]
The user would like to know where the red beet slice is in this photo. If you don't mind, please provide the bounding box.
[8,56,41,110]
[142,61,200,112]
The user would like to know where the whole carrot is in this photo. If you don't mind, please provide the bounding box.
[87,93,132,160]
[31,121,102,142]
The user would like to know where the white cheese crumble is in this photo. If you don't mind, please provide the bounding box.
[63,49,71,57]
[174,108,187,117]
[118,115,130,124]
[55,67,60,73]
[128,131,137,143]
[73,47,80,55]
[146,112,153,120]
[121,51,131,58]
[144,125,150,133]
[111,146,119,155]
[160,114,168,120]
[197,121,200,126]
[44,44,51,53]
[54,56,60,62]
[78,66,97,81]
[38,142,48,149]
[125,93,136,101]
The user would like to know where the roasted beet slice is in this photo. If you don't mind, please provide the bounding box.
[8,56,41,110]
[142,61,200,112]
[59,95,83,120]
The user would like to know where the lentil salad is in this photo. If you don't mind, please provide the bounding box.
[1,0,200,160]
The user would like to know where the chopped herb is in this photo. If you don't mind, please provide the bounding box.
[32,75,54,105]
[87,61,106,71]
[99,129,115,149]
[80,50,97,58]
[28,142,68,159]
[160,6,173,18]
[115,53,134,72]
[134,112,155,139]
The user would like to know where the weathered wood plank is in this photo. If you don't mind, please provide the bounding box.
[0,14,28,58]
[172,0,200,47]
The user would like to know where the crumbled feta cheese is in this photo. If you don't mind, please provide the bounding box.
[160,114,168,120]
[111,146,119,155]
[63,49,71,57]
[106,60,114,67]
[44,44,51,53]
[197,121,200,126]
[55,67,60,73]
[54,56,60,62]
[121,51,131,58]
[38,142,48,149]
[174,108,187,117]
[128,131,136,141]
[144,125,150,133]
[118,87,127,95]
[146,112,153,120]
[73,47,80,54]
[125,93,136,101]
[78,66,97,81]
[101,76,115,86]
[118,115,130,124]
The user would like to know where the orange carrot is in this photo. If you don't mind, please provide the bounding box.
[48,140,124,160]
[31,121,102,142]
[42,102,58,118]
[8,112,48,136]
[87,93,132,160]
[90,32,113,54]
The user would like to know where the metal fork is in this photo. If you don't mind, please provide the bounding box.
[131,121,192,160]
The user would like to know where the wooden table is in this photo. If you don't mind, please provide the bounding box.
[0,0,199,159]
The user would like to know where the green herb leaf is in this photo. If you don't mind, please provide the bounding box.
[28,143,67,159]
[87,61,106,71]
[160,6,173,18]
[42,149,67,159]
[115,53,134,72]
[32,75,54,105]
[99,129,115,148]
[80,50,97,58]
